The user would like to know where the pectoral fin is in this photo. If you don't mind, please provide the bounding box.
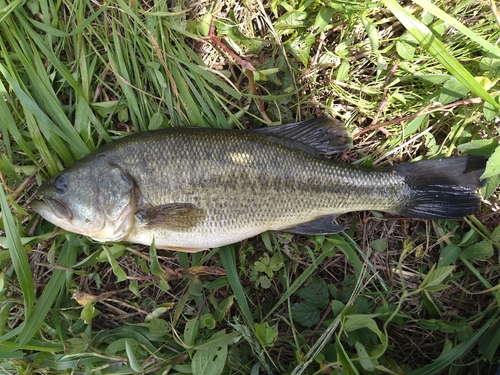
[135,203,205,231]
[284,215,346,235]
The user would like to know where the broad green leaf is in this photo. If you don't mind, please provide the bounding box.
[289,34,316,66]
[255,322,278,347]
[457,138,498,157]
[492,224,500,244]
[125,339,140,372]
[483,100,500,121]
[482,146,500,179]
[418,318,440,331]
[291,302,320,328]
[354,340,376,371]
[438,245,461,267]
[297,276,329,309]
[149,318,171,337]
[369,238,387,252]
[189,277,203,296]
[148,112,165,130]
[106,338,128,355]
[96,243,125,262]
[337,60,350,81]
[420,265,455,289]
[482,173,500,199]
[416,74,450,84]
[201,313,216,329]
[184,318,199,347]
[458,230,480,248]
[192,338,227,375]
[129,280,141,298]
[422,290,441,316]
[437,77,469,105]
[255,275,272,289]
[213,296,235,322]
[331,300,346,317]
[195,331,242,350]
[396,40,416,60]
[344,314,384,342]
[460,240,494,260]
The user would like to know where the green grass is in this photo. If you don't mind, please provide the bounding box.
[1,0,500,374]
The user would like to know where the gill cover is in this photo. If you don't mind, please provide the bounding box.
[90,164,136,241]
[97,166,134,221]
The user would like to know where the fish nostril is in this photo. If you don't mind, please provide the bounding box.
[55,175,68,193]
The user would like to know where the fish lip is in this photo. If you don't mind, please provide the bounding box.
[30,197,48,214]
[33,196,73,221]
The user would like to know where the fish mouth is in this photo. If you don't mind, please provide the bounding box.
[32,197,73,221]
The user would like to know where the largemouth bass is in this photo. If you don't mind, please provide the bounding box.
[32,116,486,252]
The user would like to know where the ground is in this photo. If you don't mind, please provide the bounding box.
[0,0,499,374]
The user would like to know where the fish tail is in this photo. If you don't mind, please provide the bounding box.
[395,156,486,219]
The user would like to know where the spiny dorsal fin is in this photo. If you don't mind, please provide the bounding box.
[254,115,352,156]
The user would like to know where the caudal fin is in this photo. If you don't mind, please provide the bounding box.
[395,156,486,219]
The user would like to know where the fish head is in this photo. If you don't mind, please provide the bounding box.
[32,159,136,242]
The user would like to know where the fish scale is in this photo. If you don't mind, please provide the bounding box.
[107,129,405,247]
[32,116,486,252]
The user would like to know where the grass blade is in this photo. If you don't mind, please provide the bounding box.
[0,184,34,320]
[218,245,254,326]
[383,0,499,108]
[264,245,333,320]
[412,0,500,58]
[407,309,500,375]
[15,238,76,348]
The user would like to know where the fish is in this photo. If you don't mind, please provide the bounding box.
[31,115,486,252]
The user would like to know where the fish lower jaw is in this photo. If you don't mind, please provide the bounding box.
[89,214,135,243]
[90,228,130,243]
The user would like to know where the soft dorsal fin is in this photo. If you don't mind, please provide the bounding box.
[254,115,352,156]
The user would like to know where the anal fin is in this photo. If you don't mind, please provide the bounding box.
[284,215,346,235]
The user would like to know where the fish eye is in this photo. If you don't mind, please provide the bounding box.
[55,175,68,193]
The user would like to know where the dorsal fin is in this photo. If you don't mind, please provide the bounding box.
[254,115,352,156]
